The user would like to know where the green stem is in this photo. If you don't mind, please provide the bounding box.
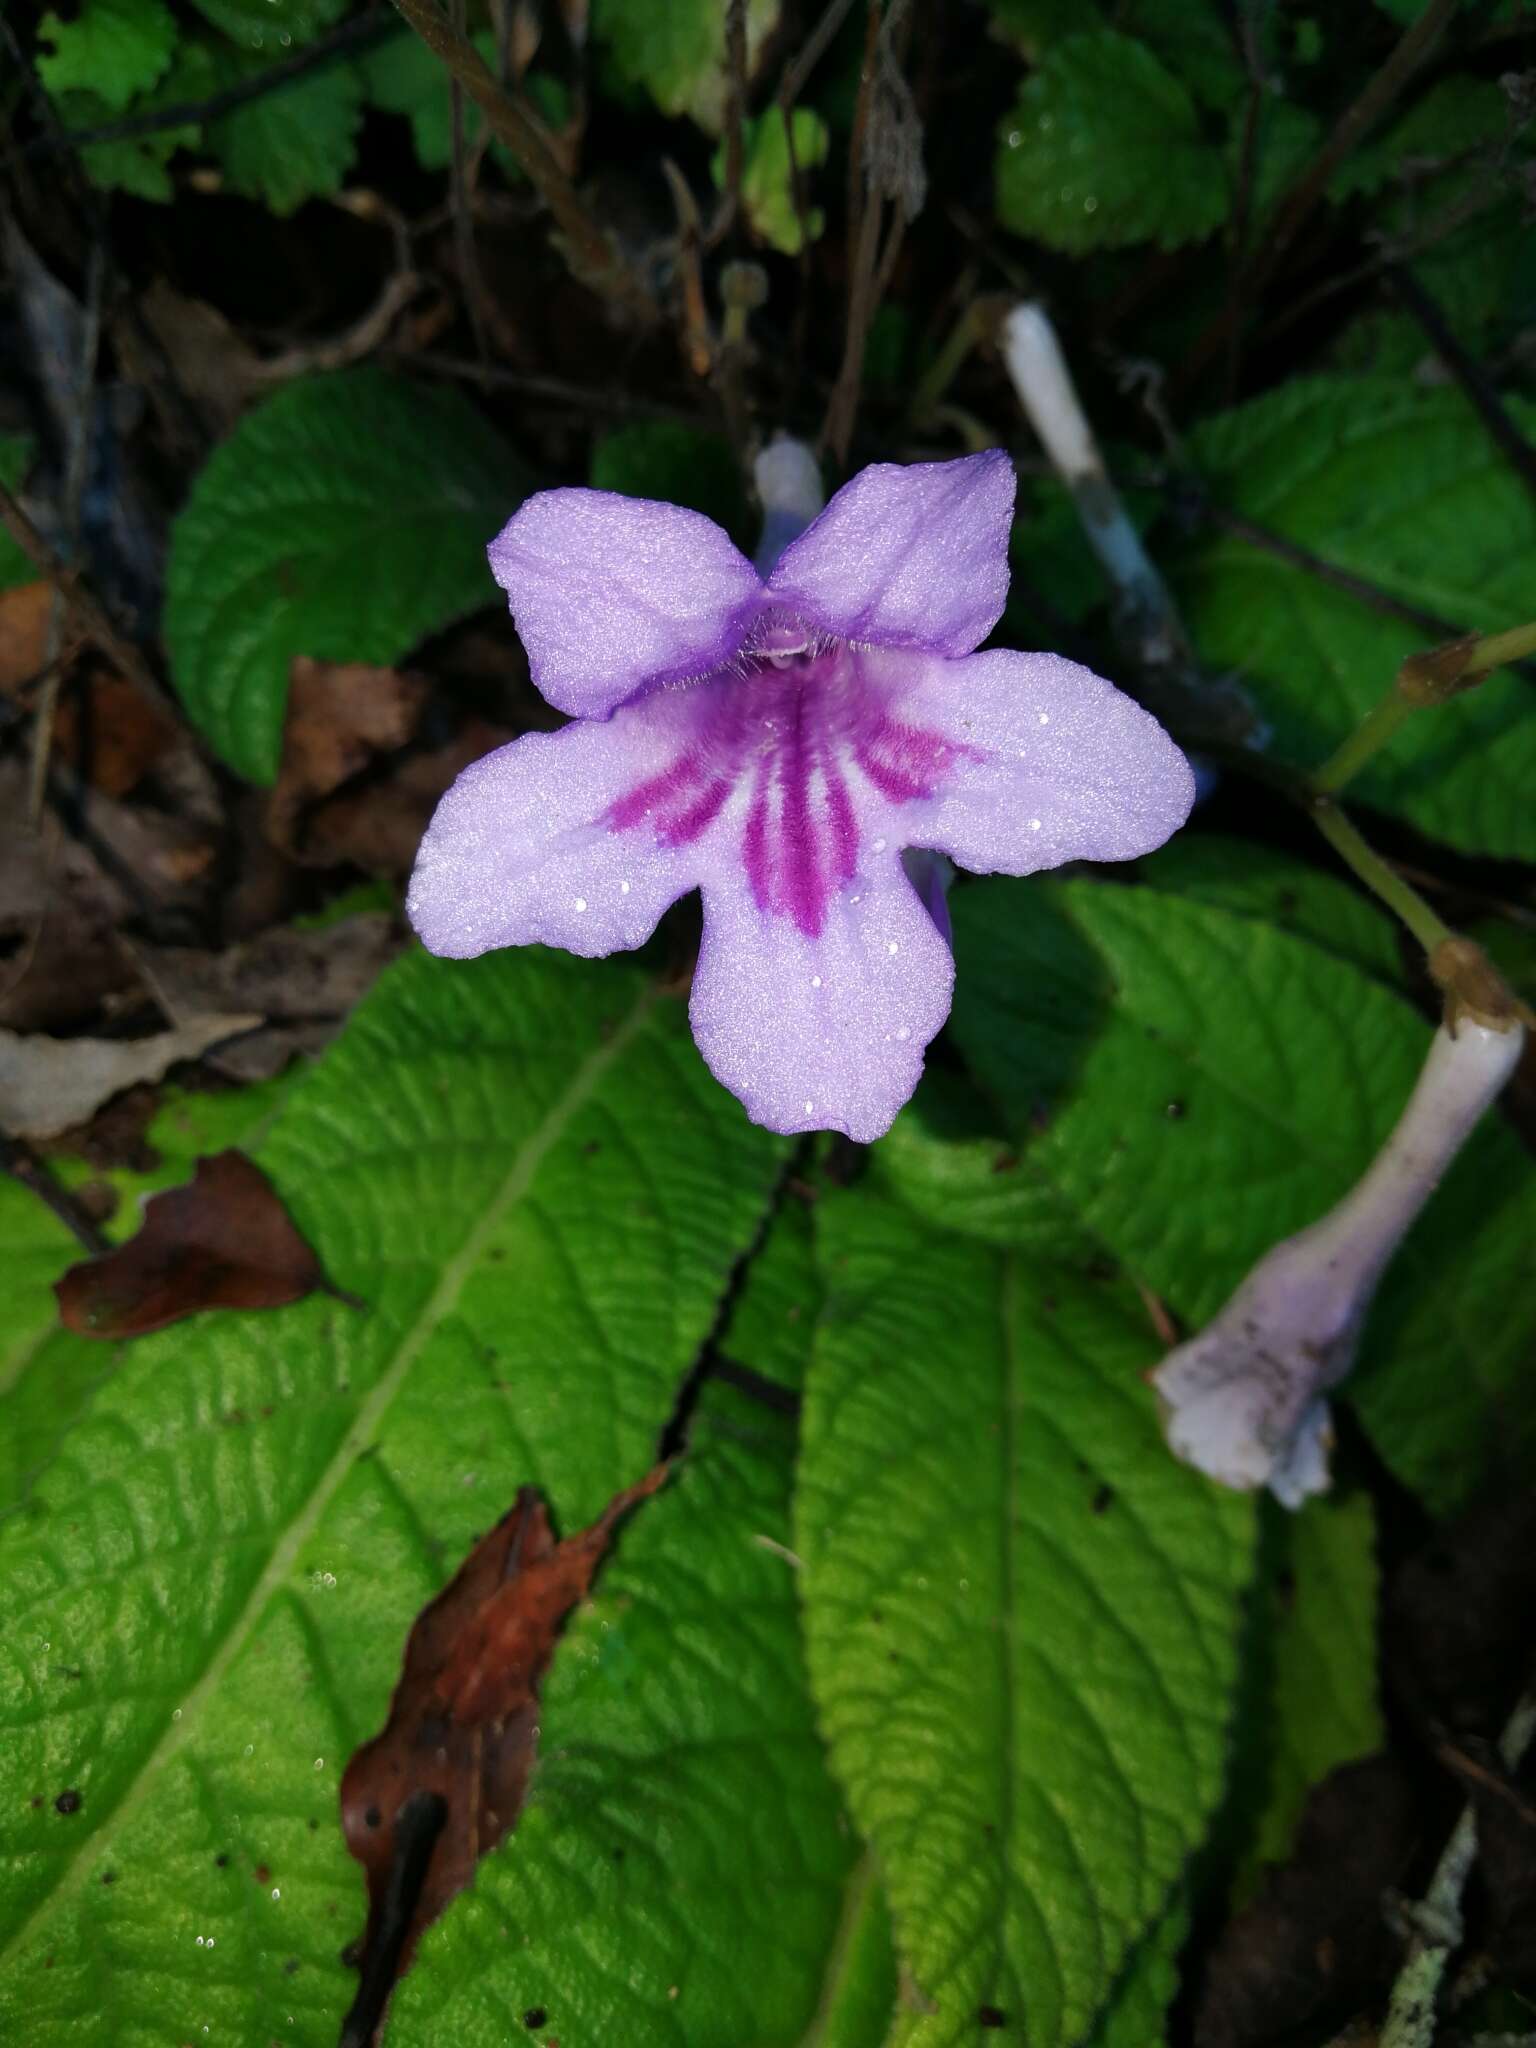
[1310,798,1453,955]
[1312,689,1418,795]
[1466,617,1536,676]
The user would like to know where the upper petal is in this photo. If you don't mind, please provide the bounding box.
[884,647,1195,874]
[407,694,717,960]
[689,855,954,1144]
[488,489,763,719]
[766,450,1015,657]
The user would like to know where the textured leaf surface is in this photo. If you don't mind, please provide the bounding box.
[798,1191,1254,2048]
[163,369,521,782]
[1242,1494,1382,1890]
[387,1383,883,2047]
[1174,378,1536,858]
[948,878,1536,1512]
[205,48,363,214]
[715,107,831,255]
[996,32,1226,252]
[36,0,176,110]
[0,945,783,2043]
[1138,837,1404,986]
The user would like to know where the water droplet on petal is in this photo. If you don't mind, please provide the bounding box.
[1038,713,1050,725]
[896,1026,910,1042]
[619,880,630,894]
[573,897,587,912]
[887,941,899,956]
[803,1100,814,1116]
[811,975,822,988]
[872,838,887,853]
[1029,818,1042,831]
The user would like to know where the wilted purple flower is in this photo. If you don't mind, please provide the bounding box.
[1152,1017,1527,1508]
[408,448,1193,1140]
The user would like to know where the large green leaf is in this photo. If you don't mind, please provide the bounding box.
[798,1191,1254,2047]
[718,1190,820,1393]
[946,877,1536,1512]
[163,369,522,782]
[0,945,783,2043]
[387,1381,893,2047]
[1174,377,1536,858]
[1238,1493,1382,1893]
[186,0,347,52]
[996,32,1226,252]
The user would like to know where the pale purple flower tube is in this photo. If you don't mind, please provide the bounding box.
[407,447,1195,1140]
[1152,1018,1527,1508]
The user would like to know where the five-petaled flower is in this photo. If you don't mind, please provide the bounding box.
[408,449,1194,1139]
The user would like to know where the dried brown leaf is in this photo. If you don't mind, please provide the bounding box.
[267,657,429,861]
[0,1014,260,1140]
[54,1148,329,1337]
[337,1465,669,2046]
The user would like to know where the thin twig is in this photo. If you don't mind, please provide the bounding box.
[27,8,395,152]
[1386,264,1536,513]
[1181,0,1460,385]
[28,241,104,826]
[707,0,748,247]
[387,0,647,314]
[447,0,490,365]
[0,1138,110,1258]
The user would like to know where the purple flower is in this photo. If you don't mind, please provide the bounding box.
[407,449,1194,1140]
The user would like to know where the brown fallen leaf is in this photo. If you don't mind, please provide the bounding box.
[54,1149,328,1337]
[0,1014,260,1140]
[50,666,179,797]
[0,581,59,696]
[337,1464,669,2047]
[267,657,429,860]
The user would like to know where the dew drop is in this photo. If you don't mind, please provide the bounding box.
[1038,713,1051,725]
[1007,129,1021,147]
[850,893,862,904]
[1029,818,1042,831]
[619,880,630,894]
[896,1026,910,1042]
[811,975,822,988]
[312,1758,325,1772]
[872,838,887,852]
[1083,196,1098,213]
[573,897,587,912]
[803,1100,814,1116]
[271,1888,281,1901]
[887,941,899,956]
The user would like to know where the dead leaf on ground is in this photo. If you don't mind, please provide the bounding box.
[134,912,402,1080]
[305,717,516,876]
[54,1148,330,1337]
[0,1014,260,1140]
[337,1464,670,2047]
[267,657,429,861]
[51,666,179,797]
[0,581,59,695]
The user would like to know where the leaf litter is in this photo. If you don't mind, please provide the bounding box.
[337,1463,670,2046]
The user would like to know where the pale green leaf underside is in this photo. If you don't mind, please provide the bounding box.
[798,1192,1254,2048]
[946,878,1536,1513]
[1175,377,1536,859]
[388,1384,888,2048]
[0,945,783,2044]
[162,368,523,783]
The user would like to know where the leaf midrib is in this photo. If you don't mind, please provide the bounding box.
[0,983,657,1978]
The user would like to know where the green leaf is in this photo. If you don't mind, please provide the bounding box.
[986,0,1087,58]
[356,28,567,178]
[1116,0,1246,109]
[592,0,782,132]
[1137,836,1405,986]
[713,106,830,255]
[718,1191,819,1391]
[798,1190,1254,2047]
[996,31,1227,253]
[163,367,523,782]
[1175,377,1536,859]
[185,0,347,53]
[589,421,750,545]
[1237,1493,1382,1893]
[0,944,784,2042]
[1086,1896,1189,2047]
[37,0,176,112]
[49,1077,293,1242]
[387,1382,888,2046]
[945,877,1536,1513]
[203,45,362,215]
[0,437,37,589]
